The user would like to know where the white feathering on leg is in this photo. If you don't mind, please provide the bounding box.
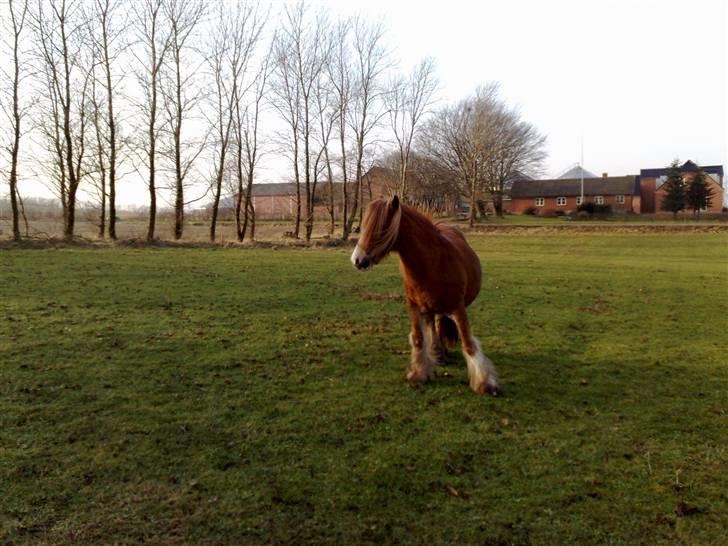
[463,337,499,393]
[407,332,435,383]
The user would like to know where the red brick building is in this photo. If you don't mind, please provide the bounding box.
[507,175,640,214]
[250,169,392,220]
[639,161,724,214]
[507,160,724,215]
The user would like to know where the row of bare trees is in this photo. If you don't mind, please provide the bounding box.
[1,0,268,242]
[1,0,546,243]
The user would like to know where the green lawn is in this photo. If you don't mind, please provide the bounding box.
[1,233,727,544]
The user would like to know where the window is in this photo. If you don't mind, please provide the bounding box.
[556,196,567,206]
[535,197,545,206]
[616,195,625,204]
[576,196,583,206]
[595,195,604,205]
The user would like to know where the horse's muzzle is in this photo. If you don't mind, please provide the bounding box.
[351,245,373,271]
[356,255,372,270]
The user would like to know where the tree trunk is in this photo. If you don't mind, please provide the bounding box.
[210,140,227,242]
[494,191,503,218]
[98,173,106,237]
[235,184,244,242]
[173,46,184,240]
[340,134,349,240]
[240,165,255,242]
[9,165,20,242]
[209,176,222,241]
[102,10,117,240]
[147,52,159,241]
[325,150,335,236]
[293,142,301,239]
[469,177,477,227]
[247,188,256,241]
[9,7,21,242]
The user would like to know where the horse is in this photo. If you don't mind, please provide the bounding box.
[351,195,500,395]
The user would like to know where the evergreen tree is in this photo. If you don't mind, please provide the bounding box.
[660,159,685,219]
[685,167,714,218]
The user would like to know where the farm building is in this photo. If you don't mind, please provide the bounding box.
[247,169,390,220]
[639,160,724,214]
[250,183,298,219]
[506,174,640,214]
[506,160,724,215]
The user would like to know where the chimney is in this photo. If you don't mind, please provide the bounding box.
[602,172,608,178]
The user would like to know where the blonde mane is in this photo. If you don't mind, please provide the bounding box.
[360,200,402,262]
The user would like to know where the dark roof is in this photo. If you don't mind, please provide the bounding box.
[510,176,639,198]
[640,160,724,178]
[252,183,298,197]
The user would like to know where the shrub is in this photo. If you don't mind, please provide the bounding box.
[593,204,613,218]
[577,202,595,214]
[524,206,538,216]
[576,202,612,218]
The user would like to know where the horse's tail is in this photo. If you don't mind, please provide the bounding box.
[437,315,459,350]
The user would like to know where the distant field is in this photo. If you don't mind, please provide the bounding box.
[2,210,727,244]
[0,216,336,243]
[1,232,727,544]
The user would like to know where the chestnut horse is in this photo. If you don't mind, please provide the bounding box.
[351,196,500,395]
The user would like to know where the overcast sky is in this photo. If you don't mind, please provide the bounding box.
[320,0,727,176]
[4,0,726,206]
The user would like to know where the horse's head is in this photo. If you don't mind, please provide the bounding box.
[351,195,402,271]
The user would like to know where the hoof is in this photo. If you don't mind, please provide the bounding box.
[471,381,502,396]
[407,367,432,384]
[486,383,502,396]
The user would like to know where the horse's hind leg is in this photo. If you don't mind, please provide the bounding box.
[436,314,459,352]
[452,305,500,395]
[405,299,435,384]
[427,314,446,363]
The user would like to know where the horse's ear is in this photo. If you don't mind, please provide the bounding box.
[391,195,399,210]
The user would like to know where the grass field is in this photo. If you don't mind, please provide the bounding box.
[1,232,727,544]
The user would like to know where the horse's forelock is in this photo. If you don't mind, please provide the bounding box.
[360,198,401,262]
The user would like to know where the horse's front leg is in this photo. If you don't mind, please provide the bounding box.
[405,298,435,384]
[452,305,500,395]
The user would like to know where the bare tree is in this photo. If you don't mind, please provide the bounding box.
[314,55,338,237]
[326,18,353,239]
[90,0,122,239]
[207,1,265,242]
[380,150,460,214]
[343,17,388,239]
[482,105,547,216]
[162,0,205,240]
[270,1,329,241]
[386,57,438,201]
[418,84,495,226]
[236,39,273,243]
[32,0,95,241]
[89,67,107,237]
[418,84,546,223]
[131,0,170,241]
[2,0,30,241]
